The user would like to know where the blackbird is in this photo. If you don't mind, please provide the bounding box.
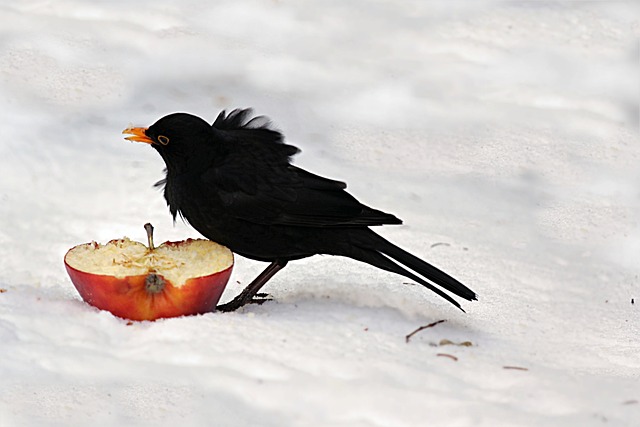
[123,109,477,312]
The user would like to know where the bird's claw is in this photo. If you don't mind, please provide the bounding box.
[249,293,273,305]
[216,293,273,312]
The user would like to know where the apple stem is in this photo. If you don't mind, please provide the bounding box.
[144,223,155,251]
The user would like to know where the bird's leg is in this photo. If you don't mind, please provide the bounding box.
[216,260,288,312]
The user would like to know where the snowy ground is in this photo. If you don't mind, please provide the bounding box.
[1,1,639,426]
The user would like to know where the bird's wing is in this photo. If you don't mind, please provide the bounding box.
[204,163,401,227]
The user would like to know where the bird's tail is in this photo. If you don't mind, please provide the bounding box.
[347,230,477,311]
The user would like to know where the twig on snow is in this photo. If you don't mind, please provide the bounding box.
[405,319,446,343]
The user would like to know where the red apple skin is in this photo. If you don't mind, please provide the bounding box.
[64,244,233,321]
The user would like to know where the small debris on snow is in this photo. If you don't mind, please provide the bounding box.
[439,339,473,347]
[430,242,451,248]
[437,353,458,361]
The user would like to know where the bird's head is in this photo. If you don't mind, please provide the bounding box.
[123,113,215,172]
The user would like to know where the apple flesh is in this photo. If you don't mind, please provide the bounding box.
[64,236,233,321]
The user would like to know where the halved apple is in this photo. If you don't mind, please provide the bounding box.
[64,224,233,321]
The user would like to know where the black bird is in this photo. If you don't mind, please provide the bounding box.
[123,109,476,312]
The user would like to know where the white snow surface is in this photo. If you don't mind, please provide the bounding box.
[1,1,639,426]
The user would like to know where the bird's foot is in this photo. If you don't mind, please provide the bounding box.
[216,292,273,312]
[251,293,273,305]
[216,260,286,312]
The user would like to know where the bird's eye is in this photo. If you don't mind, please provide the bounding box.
[157,135,170,145]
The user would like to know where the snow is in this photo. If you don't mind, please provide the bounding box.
[0,1,639,426]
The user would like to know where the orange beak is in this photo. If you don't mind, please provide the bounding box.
[122,127,153,144]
